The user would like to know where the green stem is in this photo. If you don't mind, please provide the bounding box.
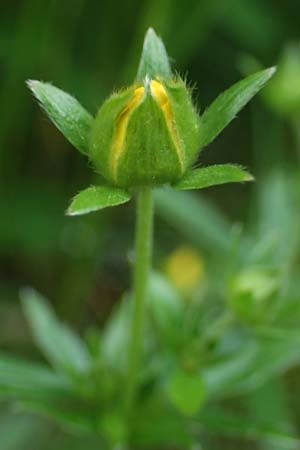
[125,187,153,438]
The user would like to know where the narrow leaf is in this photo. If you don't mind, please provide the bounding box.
[21,288,91,377]
[102,298,131,371]
[203,336,300,399]
[67,185,131,216]
[148,272,184,341]
[0,413,48,450]
[0,355,99,434]
[27,80,93,154]
[137,28,172,81]
[18,399,99,434]
[175,164,253,190]
[154,187,233,254]
[199,67,276,148]
[0,353,70,401]
[134,406,193,447]
[198,408,300,448]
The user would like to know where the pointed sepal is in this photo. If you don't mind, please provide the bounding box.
[137,28,172,81]
[199,67,276,149]
[174,164,254,190]
[67,185,131,216]
[27,80,93,155]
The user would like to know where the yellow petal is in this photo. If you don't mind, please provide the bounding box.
[151,80,185,172]
[111,86,145,182]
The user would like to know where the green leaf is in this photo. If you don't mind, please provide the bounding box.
[133,407,193,448]
[166,369,206,415]
[137,28,172,81]
[101,298,131,371]
[27,80,93,154]
[0,355,100,435]
[20,288,91,377]
[175,164,253,190]
[18,399,100,434]
[154,187,233,254]
[0,413,49,450]
[199,67,276,148]
[198,407,300,448]
[232,336,300,394]
[148,273,184,343]
[246,380,295,446]
[0,353,70,401]
[203,335,300,399]
[67,185,131,216]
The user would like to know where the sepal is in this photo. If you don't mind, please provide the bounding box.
[67,185,131,215]
[198,68,276,149]
[137,28,172,81]
[174,164,254,190]
[27,80,93,154]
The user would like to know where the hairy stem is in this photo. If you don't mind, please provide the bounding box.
[125,186,153,440]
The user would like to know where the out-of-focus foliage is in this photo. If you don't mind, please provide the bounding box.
[1,0,300,449]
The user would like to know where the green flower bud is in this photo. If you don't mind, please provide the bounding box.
[229,268,280,324]
[90,78,200,188]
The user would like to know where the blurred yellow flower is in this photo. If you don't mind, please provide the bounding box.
[165,245,204,293]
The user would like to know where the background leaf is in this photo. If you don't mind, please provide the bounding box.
[0,354,71,401]
[21,288,91,377]
[154,187,233,255]
[203,335,300,399]
[166,369,206,415]
[198,407,300,449]
[148,273,184,342]
[0,412,50,450]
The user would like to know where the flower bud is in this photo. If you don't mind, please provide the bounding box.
[90,78,200,188]
[229,268,280,324]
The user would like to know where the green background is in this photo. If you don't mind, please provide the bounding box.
[1,1,300,449]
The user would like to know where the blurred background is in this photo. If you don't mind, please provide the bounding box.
[1,0,300,449]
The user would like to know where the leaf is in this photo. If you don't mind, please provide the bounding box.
[137,28,172,81]
[246,380,295,446]
[198,407,300,448]
[18,399,100,434]
[0,356,100,435]
[27,80,93,154]
[0,353,71,401]
[231,336,300,394]
[67,185,131,216]
[199,67,276,148]
[256,170,299,265]
[133,398,194,448]
[203,335,300,399]
[166,369,206,415]
[20,288,91,377]
[175,164,253,190]
[148,273,184,343]
[154,187,233,254]
[0,355,100,434]
[0,412,49,450]
[101,298,131,371]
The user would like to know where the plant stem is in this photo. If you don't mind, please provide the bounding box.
[125,186,153,437]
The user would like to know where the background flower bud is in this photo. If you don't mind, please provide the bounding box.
[90,78,200,188]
